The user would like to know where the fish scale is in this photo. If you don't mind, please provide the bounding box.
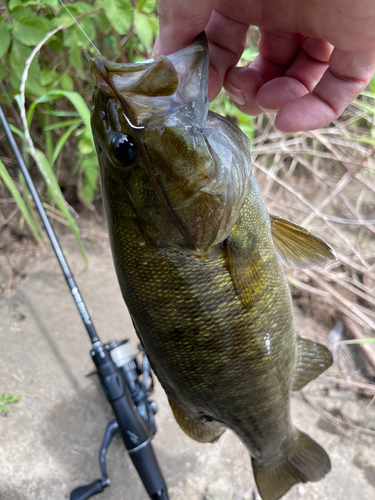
[91,33,336,500]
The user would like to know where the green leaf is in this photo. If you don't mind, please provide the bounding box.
[103,0,132,35]
[78,137,93,155]
[137,0,157,13]
[67,1,92,14]
[69,42,84,75]
[133,11,153,49]
[147,14,159,38]
[85,167,99,188]
[9,0,58,9]
[81,157,99,204]
[51,123,80,164]
[45,90,93,145]
[42,0,58,8]
[26,94,57,128]
[19,171,44,236]
[43,118,81,131]
[42,110,80,117]
[103,34,119,56]
[59,74,74,92]
[34,148,87,261]
[0,24,11,59]
[63,26,75,48]
[49,37,63,53]
[9,0,40,9]
[10,40,44,96]
[241,47,258,63]
[0,158,41,242]
[9,123,25,139]
[90,13,111,35]
[82,183,94,204]
[11,7,49,46]
[78,17,96,48]
[41,69,54,86]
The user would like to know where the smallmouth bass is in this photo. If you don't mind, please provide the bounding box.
[90,34,336,500]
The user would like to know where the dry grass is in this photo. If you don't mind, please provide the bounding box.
[250,98,375,372]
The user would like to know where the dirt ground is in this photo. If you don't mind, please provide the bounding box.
[1,232,375,500]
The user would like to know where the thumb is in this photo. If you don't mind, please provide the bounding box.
[153,0,214,57]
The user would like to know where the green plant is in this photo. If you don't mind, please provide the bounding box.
[0,0,159,254]
[0,393,20,414]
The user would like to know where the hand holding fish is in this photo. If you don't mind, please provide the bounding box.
[154,0,375,132]
[91,34,337,500]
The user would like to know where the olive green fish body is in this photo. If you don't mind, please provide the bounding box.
[91,35,336,500]
[108,173,293,460]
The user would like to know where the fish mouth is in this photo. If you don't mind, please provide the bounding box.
[91,34,210,253]
[90,32,208,101]
[90,56,179,97]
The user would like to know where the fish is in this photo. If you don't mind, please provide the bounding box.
[90,34,337,500]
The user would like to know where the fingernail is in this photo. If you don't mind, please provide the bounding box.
[224,82,246,106]
[256,100,278,114]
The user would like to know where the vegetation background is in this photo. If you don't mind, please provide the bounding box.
[0,0,375,412]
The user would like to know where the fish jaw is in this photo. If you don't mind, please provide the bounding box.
[90,33,209,129]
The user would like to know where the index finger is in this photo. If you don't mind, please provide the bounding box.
[153,0,249,100]
[274,48,375,132]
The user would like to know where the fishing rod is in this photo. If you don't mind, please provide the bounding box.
[0,105,169,500]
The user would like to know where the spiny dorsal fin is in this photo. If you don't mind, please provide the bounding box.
[270,214,337,269]
[292,337,333,391]
[227,230,265,311]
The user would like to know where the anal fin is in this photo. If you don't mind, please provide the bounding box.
[292,337,333,391]
[168,398,225,443]
[270,214,337,269]
[252,430,331,500]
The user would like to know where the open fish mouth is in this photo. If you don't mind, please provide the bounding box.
[90,55,179,97]
[90,33,210,132]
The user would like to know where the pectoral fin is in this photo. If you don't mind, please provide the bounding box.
[168,398,225,443]
[227,232,265,311]
[292,337,333,391]
[270,214,336,269]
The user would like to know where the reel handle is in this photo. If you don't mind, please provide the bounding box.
[70,479,107,500]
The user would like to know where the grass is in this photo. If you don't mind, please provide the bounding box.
[249,98,375,370]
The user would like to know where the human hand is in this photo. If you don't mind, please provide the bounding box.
[153,0,375,132]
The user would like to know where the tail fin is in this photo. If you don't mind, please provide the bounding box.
[252,431,331,500]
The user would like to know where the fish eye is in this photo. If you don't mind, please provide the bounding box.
[110,133,138,168]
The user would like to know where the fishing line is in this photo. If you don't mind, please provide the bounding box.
[58,0,102,56]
